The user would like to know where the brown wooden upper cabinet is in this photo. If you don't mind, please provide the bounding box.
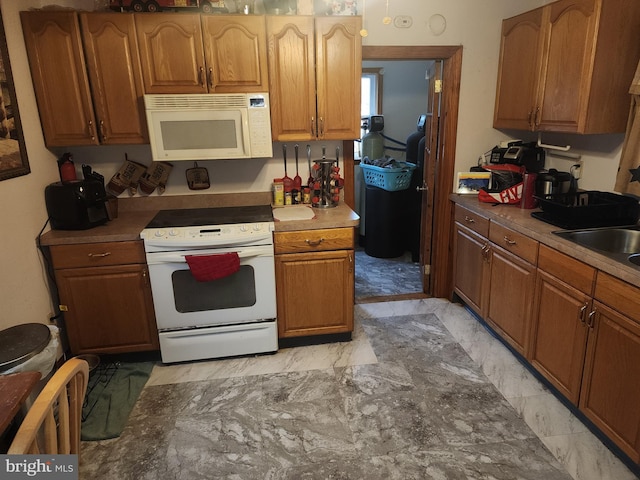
[493,0,640,134]
[267,16,362,141]
[21,11,147,146]
[135,13,268,94]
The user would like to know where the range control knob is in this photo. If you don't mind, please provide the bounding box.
[168,229,179,237]
[240,225,248,232]
[253,224,262,231]
[155,230,165,237]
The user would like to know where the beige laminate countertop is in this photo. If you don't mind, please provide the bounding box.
[39,193,359,247]
[451,194,640,288]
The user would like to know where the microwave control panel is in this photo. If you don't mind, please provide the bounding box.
[247,94,273,158]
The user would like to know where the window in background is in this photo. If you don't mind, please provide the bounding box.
[357,68,383,159]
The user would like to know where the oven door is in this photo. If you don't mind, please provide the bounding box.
[146,244,276,331]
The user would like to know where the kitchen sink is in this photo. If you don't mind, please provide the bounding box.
[553,226,640,270]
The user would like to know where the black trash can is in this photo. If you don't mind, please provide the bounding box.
[364,185,409,258]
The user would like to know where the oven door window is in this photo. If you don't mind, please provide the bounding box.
[171,265,256,313]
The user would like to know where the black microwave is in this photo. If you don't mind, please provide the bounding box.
[45,180,109,230]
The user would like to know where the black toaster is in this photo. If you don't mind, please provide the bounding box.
[45,180,109,230]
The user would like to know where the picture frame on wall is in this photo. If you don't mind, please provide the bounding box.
[456,172,490,194]
[0,11,29,182]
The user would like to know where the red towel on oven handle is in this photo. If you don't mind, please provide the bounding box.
[185,252,240,282]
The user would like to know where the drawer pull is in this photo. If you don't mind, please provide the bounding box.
[587,309,597,329]
[305,238,325,247]
[503,236,517,246]
[88,252,112,258]
[464,215,475,224]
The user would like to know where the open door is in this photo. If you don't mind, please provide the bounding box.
[419,61,443,294]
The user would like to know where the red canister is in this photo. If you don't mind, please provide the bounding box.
[58,153,77,182]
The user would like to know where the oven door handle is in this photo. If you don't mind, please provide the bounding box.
[146,246,272,265]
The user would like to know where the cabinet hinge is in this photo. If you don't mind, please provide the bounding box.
[422,264,431,275]
[59,304,68,312]
[434,80,442,93]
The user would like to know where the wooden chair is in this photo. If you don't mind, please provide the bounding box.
[7,358,89,455]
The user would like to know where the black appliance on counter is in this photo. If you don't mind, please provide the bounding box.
[45,180,109,230]
[490,141,545,173]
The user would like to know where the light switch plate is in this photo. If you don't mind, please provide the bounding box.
[394,15,413,28]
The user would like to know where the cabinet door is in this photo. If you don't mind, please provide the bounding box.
[135,13,207,94]
[80,13,148,144]
[485,243,536,356]
[315,16,362,140]
[452,223,489,318]
[580,301,640,463]
[535,0,598,132]
[21,11,98,146]
[529,270,590,404]
[202,15,268,93]
[493,8,545,131]
[275,250,354,338]
[266,16,316,141]
[56,264,158,355]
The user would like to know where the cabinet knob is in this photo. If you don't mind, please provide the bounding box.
[88,120,95,141]
[99,120,107,142]
[319,117,325,137]
[207,67,214,89]
[310,117,316,137]
[198,66,205,87]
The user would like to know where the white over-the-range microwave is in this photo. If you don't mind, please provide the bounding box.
[144,93,273,161]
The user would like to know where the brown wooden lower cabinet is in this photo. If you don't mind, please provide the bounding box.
[274,228,354,338]
[51,241,159,355]
[451,203,640,465]
[528,245,595,404]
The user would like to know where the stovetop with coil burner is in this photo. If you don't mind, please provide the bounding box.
[145,204,273,229]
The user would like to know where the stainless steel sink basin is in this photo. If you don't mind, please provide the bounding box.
[553,227,640,254]
[553,226,640,270]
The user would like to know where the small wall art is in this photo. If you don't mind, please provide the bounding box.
[456,171,490,194]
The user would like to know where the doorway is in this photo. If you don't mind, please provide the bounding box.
[343,45,463,301]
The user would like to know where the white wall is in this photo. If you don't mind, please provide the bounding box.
[4,0,628,331]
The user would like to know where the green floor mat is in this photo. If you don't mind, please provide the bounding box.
[81,361,154,441]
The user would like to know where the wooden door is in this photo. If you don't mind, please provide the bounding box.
[266,16,316,141]
[275,250,354,338]
[80,13,147,144]
[419,60,442,294]
[201,15,268,93]
[493,7,545,131]
[135,13,207,94]
[529,270,591,404]
[55,264,159,354]
[452,224,489,318]
[485,244,536,356]
[580,301,640,462]
[535,0,598,132]
[20,11,98,146]
[315,16,362,140]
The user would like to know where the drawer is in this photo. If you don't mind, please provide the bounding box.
[274,228,354,254]
[537,244,595,295]
[489,222,538,265]
[454,204,489,237]
[50,241,146,269]
[594,271,640,323]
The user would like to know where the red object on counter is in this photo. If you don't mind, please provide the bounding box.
[59,154,77,182]
[185,252,240,282]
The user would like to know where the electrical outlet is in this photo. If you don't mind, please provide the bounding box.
[571,163,582,180]
[394,15,413,28]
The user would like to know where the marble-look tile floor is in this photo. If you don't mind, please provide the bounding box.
[80,299,638,480]
[354,246,421,299]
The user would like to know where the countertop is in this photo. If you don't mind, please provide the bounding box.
[39,193,359,247]
[450,194,640,288]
